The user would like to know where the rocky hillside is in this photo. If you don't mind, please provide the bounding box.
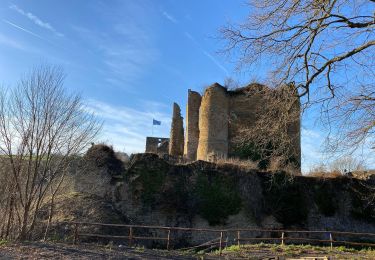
[51,153,375,245]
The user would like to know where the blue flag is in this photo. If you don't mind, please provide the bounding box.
[153,119,161,125]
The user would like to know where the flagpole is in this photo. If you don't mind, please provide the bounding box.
[152,123,154,137]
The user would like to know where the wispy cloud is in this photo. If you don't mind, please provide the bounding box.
[184,32,229,76]
[69,1,160,90]
[85,99,171,154]
[9,4,64,37]
[161,10,178,24]
[2,19,46,40]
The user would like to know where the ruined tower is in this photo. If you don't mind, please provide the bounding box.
[184,90,201,160]
[196,83,228,161]
[169,103,184,156]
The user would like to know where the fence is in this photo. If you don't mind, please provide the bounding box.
[63,221,375,255]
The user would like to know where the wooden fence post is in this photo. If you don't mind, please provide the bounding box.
[281,232,285,246]
[129,227,133,247]
[167,229,171,250]
[237,230,241,248]
[329,233,333,250]
[219,231,223,256]
[73,223,79,245]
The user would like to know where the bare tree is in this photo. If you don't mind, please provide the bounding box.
[221,0,374,154]
[0,65,101,240]
[329,155,366,173]
[232,83,301,171]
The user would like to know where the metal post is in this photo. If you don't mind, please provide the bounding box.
[329,233,333,250]
[129,227,133,247]
[167,229,171,250]
[73,223,79,245]
[219,231,223,256]
[281,232,285,246]
[237,230,241,248]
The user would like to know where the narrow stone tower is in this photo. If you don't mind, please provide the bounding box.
[196,83,228,160]
[184,90,201,160]
[169,103,184,156]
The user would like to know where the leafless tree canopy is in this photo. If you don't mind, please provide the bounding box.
[0,66,101,240]
[221,0,374,154]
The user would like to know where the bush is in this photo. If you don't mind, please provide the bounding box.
[261,173,309,227]
[313,183,338,216]
[84,144,124,176]
[194,173,242,225]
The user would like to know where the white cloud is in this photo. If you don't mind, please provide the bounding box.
[86,99,171,154]
[162,11,178,24]
[9,4,64,37]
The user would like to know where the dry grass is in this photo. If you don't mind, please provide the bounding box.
[306,171,343,178]
[213,157,258,170]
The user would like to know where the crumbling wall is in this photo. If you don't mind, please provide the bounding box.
[227,84,266,156]
[169,103,184,156]
[286,88,301,167]
[145,137,169,156]
[197,83,228,160]
[184,90,201,161]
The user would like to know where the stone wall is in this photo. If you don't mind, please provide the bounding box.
[197,83,228,161]
[169,103,184,156]
[145,137,170,155]
[184,89,201,161]
[227,84,266,156]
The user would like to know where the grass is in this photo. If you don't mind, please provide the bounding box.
[206,243,375,259]
[0,240,8,246]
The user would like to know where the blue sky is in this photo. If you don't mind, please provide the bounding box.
[0,0,373,172]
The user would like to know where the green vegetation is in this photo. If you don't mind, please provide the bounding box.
[233,142,269,169]
[262,173,309,226]
[194,173,242,225]
[0,240,8,246]
[350,184,375,223]
[128,167,167,206]
[207,243,375,259]
[313,182,338,216]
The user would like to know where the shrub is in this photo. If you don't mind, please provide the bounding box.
[261,173,309,227]
[313,183,338,216]
[84,144,124,176]
[194,173,242,225]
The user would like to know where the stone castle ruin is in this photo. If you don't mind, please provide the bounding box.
[145,82,301,170]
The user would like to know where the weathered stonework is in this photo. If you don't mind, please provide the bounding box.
[169,103,184,156]
[195,82,301,170]
[197,83,229,161]
[184,90,201,161]
[145,137,170,156]
[144,82,301,171]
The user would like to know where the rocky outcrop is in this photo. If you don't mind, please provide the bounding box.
[68,154,375,246]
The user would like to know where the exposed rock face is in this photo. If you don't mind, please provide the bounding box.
[184,90,201,161]
[197,83,229,161]
[169,103,184,156]
[68,154,375,246]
